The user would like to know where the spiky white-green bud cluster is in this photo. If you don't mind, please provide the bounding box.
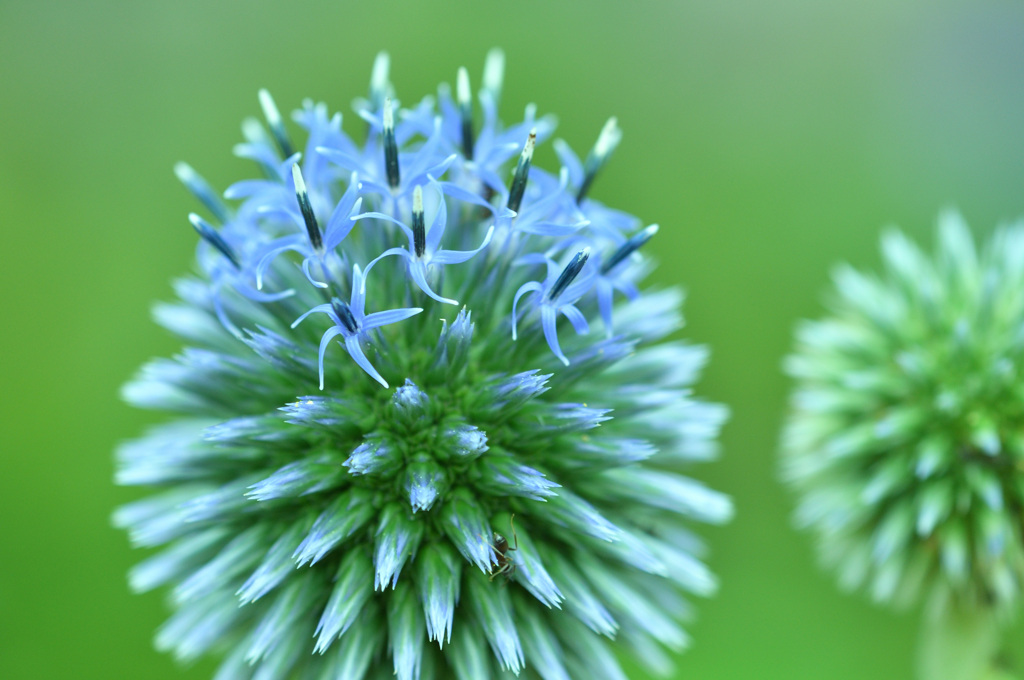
[784,212,1024,616]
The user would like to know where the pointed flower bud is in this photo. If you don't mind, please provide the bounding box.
[369,51,390,110]
[602,223,658,273]
[174,162,230,223]
[188,213,239,269]
[506,129,535,214]
[577,116,621,202]
[258,88,294,158]
[343,438,394,477]
[404,457,447,512]
[411,185,426,257]
[548,248,590,301]
[382,97,400,190]
[291,164,323,250]
[482,48,505,103]
[445,423,489,460]
[393,378,429,414]
[456,66,475,160]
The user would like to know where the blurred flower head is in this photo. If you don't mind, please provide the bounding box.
[783,212,1024,616]
[115,50,730,679]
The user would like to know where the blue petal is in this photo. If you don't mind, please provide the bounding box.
[362,306,424,331]
[432,226,494,266]
[510,281,542,341]
[424,180,449,253]
[408,259,458,305]
[552,139,585,188]
[317,326,344,390]
[361,247,412,290]
[541,305,569,366]
[560,304,590,335]
[345,334,389,388]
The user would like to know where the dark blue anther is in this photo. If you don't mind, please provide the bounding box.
[175,162,231,224]
[189,214,240,269]
[331,298,360,334]
[577,117,621,203]
[548,248,590,301]
[383,98,401,190]
[506,130,536,214]
[601,224,659,274]
[259,89,295,159]
[457,67,475,160]
[291,165,323,250]
[412,186,426,258]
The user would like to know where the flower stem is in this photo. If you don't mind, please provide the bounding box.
[916,604,1015,680]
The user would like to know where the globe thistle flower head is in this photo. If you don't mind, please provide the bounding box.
[116,51,730,680]
[783,211,1024,617]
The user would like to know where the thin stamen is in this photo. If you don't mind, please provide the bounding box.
[412,185,426,258]
[457,67,475,160]
[189,213,240,269]
[174,162,230,224]
[369,51,390,110]
[548,248,591,301]
[258,89,294,158]
[292,165,323,251]
[331,298,360,334]
[482,48,505,105]
[577,117,621,203]
[506,129,536,214]
[383,97,400,190]
[601,224,659,273]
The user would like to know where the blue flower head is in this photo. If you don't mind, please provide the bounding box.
[116,50,731,680]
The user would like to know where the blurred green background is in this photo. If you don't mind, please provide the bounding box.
[3,0,1024,677]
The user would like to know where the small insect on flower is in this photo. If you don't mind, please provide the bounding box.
[488,514,518,582]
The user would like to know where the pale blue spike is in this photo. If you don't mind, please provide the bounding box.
[314,549,373,654]
[468,573,523,674]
